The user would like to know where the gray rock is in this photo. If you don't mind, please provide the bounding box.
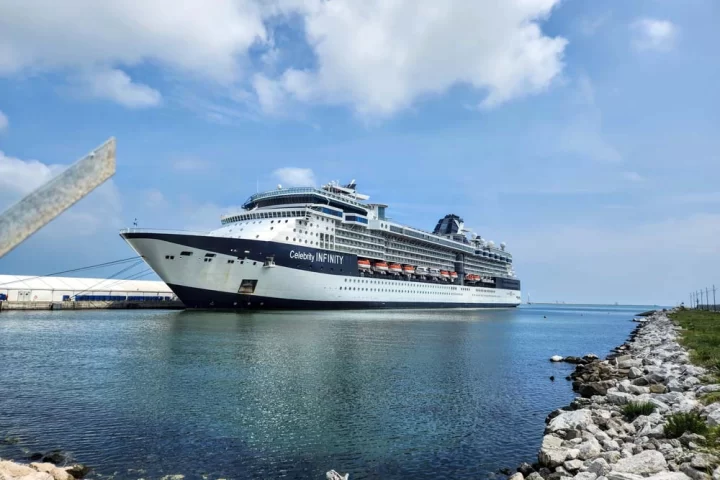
[539,447,573,469]
[679,433,707,447]
[713,467,720,480]
[602,439,621,451]
[706,409,720,427]
[680,463,711,480]
[684,377,701,389]
[606,473,644,480]
[588,458,611,476]
[613,450,668,475]
[691,454,720,470]
[575,473,598,480]
[509,473,525,480]
[629,367,644,379]
[563,460,583,472]
[667,379,684,392]
[602,451,622,464]
[607,391,635,405]
[578,437,603,460]
[698,385,720,394]
[518,462,535,476]
[543,435,564,449]
[646,473,693,480]
[527,473,544,480]
[547,410,594,433]
[646,373,666,384]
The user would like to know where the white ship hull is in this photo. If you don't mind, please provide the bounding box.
[122,232,522,310]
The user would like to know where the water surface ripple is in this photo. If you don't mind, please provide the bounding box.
[0,305,644,479]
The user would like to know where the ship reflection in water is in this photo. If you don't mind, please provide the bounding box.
[0,305,645,479]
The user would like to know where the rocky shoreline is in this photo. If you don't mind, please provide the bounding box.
[0,459,88,480]
[511,309,720,480]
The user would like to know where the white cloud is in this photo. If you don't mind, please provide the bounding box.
[260,0,567,116]
[0,151,63,196]
[273,167,316,187]
[75,68,161,108]
[631,18,678,52]
[577,11,612,37]
[0,0,567,116]
[0,110,8,131]
[556,75,622,163]
[145,189,168,209]
[252,73,287,115]
[622,171,644,183]
[172,157,210,172]
[0,1,266,83]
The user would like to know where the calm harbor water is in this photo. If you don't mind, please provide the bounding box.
[0,305,649,479]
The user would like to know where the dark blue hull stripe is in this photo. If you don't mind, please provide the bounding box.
[121,232,521,291]
[168,284,519,311]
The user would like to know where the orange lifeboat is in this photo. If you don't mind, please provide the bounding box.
[450,271,458,279]
[358,259,371,270]
[402,265,415,275]
[373,261,389,273]
[389,263,402,274]
[466,274,479,282]
[440,270,450,279]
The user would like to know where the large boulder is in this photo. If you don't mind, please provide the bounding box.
[588,458,611,476]
[578,437,603,460]
[539,447,573,468]
[646,473,693,480]
[30,463,74,480]
[613,450,668,475]
[607,391,635,405]
[581,382,615,398]
[547,410,593,432]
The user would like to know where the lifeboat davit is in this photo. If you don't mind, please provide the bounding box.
[428,268,440,277]
[358,259,371,270]
[373,261,389,273]
[389,263,402,274]
[415,266,429,276]
[402,265,415,275]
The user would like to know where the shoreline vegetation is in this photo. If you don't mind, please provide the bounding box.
[510,308,720,480]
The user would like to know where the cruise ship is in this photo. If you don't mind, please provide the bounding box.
[120,180,521,310]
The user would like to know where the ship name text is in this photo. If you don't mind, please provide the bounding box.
[290,250,345,265]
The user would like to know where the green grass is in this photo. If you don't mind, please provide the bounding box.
[701,392,720,406]
[664,411,708,439]
[623,401,657,420]
[670,309,720,372]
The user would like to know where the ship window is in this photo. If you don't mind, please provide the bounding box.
[205,253,216,257]
[180,251,193,256]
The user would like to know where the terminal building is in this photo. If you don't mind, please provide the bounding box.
[0,275,176,303]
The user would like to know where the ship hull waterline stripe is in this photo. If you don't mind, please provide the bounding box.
[168,283,520,311]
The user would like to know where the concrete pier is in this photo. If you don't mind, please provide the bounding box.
[0,300,184,311]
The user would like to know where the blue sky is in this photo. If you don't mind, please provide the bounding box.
[0,0,718,305]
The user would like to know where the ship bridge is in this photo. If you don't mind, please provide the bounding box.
[242,185,369,216]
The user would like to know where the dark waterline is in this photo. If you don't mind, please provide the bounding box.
[0,305,646,479]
